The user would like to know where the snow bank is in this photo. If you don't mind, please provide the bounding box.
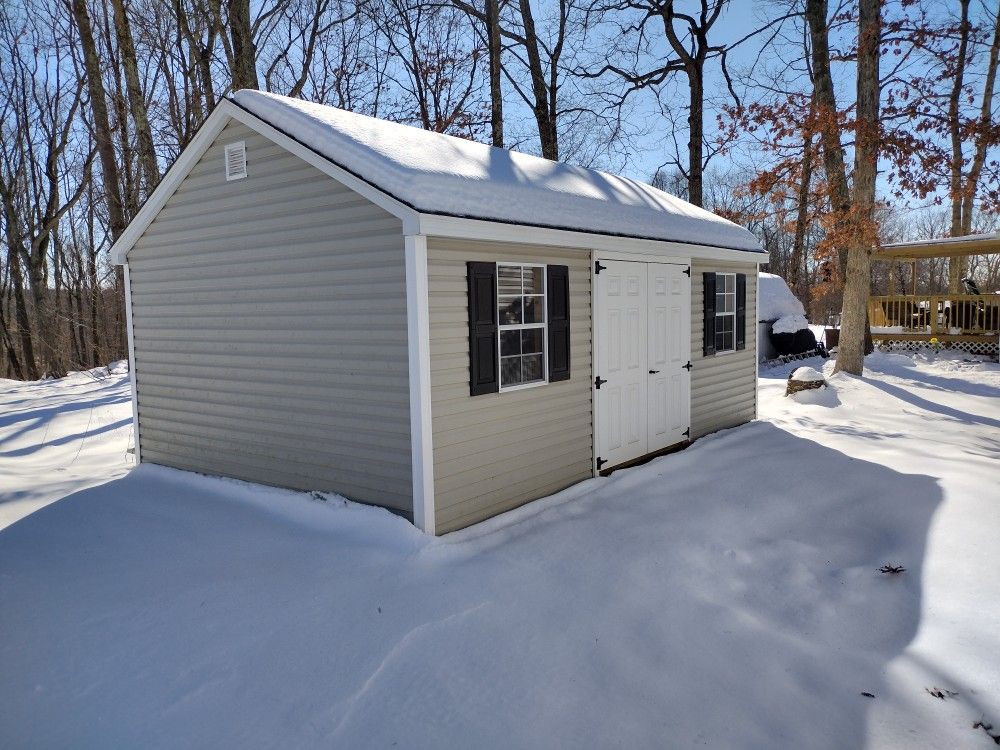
[771,313,810,334]
[231,91,762,252]
[759,272,806,321]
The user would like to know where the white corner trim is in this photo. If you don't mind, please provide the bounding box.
[123,263,141,464]
[417,213,764,263]
[405,234,435,534]
[754,261,761,421]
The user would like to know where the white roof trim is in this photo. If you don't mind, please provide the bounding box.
[417,213,763,263]
[883,231,1000,249]
[111,103,230,265]
[111,100,421,264]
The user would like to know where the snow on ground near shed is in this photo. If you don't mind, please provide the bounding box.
[0,365,133,530]
[232,90,760,251]
[2,354,999,748]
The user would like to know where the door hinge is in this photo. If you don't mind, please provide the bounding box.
[683,361,692,370]
[683,266,691,277]
[594,375,607,389]
[596,457,608,470]
[683,427,690,438]
[595,260,607,275]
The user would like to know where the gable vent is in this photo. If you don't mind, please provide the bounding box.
[224,141,247,181]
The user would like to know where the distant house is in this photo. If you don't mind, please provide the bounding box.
[111,91,764,535]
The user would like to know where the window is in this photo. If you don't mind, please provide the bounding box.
[702,271,745,357]
[497,263,547,388]
[714,273,736,352]
[466,261,569,396]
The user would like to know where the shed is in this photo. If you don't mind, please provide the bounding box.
[112,91,764,535]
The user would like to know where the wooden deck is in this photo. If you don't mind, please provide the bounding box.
[869,294,1000,343]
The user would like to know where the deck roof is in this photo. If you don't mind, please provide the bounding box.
[877,232,1000,260]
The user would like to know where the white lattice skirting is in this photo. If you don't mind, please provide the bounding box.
[875,339,999,358]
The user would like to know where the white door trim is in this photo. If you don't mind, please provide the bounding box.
[592,256,691,474]
[595,250,690,265]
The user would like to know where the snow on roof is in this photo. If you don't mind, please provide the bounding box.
[883,231,1000,249]
[759,272,806,321]
[231,91,763,253]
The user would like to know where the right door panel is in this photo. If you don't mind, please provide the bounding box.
[646,263,691,453]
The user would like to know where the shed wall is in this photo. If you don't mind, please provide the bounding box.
[427,238,593,534]
[690,260,758,438]
[128,120,413,514]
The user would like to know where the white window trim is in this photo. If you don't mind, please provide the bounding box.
[714,272,737,354]
[497,262,548,392]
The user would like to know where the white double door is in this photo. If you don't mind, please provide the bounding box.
[595,259,691,469]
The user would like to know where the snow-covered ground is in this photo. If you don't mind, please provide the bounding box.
[0,364,133,530]
[1,353,998,748]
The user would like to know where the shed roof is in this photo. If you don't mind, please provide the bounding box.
[230,91,763,253]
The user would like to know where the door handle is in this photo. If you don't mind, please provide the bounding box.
[648,369,660,374]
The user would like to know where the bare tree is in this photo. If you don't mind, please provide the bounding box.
[373,0,488,136]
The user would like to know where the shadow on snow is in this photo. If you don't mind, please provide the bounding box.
[0,422,940,749]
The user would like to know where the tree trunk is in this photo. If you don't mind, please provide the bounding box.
[486,0,504,147]
[228,0,259,90]
[789,131,814,305]
[0,296,25,380]
[28,243,66,379]
[947,0,971,292]
[88,244,102,367]
[805,0,852,280]
[960,6,1000,236]
[112,0,160,196]
[517,0,557,159]
[834,0,880,376]
[686,66,704,207]
[71,0,128,243]
[10,259,37,380]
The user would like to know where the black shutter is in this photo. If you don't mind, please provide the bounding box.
[702,272,717,356]
[735,273,747,351]
[467,262,499,396]
[546,265,571,382]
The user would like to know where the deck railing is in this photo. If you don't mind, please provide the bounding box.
[869,294,1000,337]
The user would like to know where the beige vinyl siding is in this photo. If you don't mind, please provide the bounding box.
[690,260,758,438]
[128,120,412,514]
[428,238,592,534]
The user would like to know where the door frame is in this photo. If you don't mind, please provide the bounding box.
[590,250,691,476]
